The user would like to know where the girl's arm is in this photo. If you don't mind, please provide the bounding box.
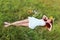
[42,15,48,21]
[45,23,52,31]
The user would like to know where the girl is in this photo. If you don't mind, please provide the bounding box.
[4,15,54,31]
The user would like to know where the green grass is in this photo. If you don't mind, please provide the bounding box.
[0,0,60,40]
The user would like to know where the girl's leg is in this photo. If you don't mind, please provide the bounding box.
[4,22,29,27]
[4,19,29,27]
[15,23,29,27]
[12,19,29,24]
[11,19,29,25]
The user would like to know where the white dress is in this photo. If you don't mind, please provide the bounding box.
[28,17,46,29]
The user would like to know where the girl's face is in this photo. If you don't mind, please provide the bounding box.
[46,19,51,23]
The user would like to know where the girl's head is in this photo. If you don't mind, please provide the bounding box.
[49,16,54,24]
[45,16,54,31]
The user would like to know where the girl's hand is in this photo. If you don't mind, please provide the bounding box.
[42,15,48,21]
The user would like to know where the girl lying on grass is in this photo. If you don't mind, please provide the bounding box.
[4,15,54,31]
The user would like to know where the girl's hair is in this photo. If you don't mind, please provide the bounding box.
[50,19,53,25]
[45,23,51,28]
[49,16,54,24]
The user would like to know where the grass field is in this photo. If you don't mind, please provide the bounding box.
[0,0,60,40]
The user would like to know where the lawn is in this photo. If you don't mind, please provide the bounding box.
[0,0,60,40]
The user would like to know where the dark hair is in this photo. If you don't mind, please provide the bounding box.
[43,18,47,21]
[45,23,51,28]
[50,20,53,25]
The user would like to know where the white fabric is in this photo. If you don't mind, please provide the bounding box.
[28,17,46,29]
